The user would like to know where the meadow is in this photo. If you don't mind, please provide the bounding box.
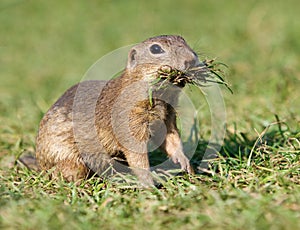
[0,0,299,229]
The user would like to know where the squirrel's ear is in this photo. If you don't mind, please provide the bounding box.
[127,49,137,70]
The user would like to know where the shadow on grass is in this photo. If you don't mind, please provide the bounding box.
[149,118,299,175]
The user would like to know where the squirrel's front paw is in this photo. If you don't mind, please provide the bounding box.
[171,153,194,174]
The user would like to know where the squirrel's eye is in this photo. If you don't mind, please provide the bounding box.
[150,44,165,54]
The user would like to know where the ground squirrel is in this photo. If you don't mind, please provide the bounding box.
[32,35,202,185]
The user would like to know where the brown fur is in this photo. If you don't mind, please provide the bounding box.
[31,35,199,185]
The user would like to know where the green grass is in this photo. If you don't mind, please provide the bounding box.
[0,0,299,229]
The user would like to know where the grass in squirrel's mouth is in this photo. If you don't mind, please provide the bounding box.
[152,58,233,93]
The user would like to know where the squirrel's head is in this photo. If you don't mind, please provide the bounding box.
[126,35,200,74]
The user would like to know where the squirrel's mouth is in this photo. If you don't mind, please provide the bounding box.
[151,59,232,93]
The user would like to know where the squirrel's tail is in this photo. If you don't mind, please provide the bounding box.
[18,155,40,171]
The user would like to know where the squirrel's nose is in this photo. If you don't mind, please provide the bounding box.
[184,58,200,70]
[183,51,200,70]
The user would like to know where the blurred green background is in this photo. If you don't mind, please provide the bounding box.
[1,0,299,137]
[0,0,299,160]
